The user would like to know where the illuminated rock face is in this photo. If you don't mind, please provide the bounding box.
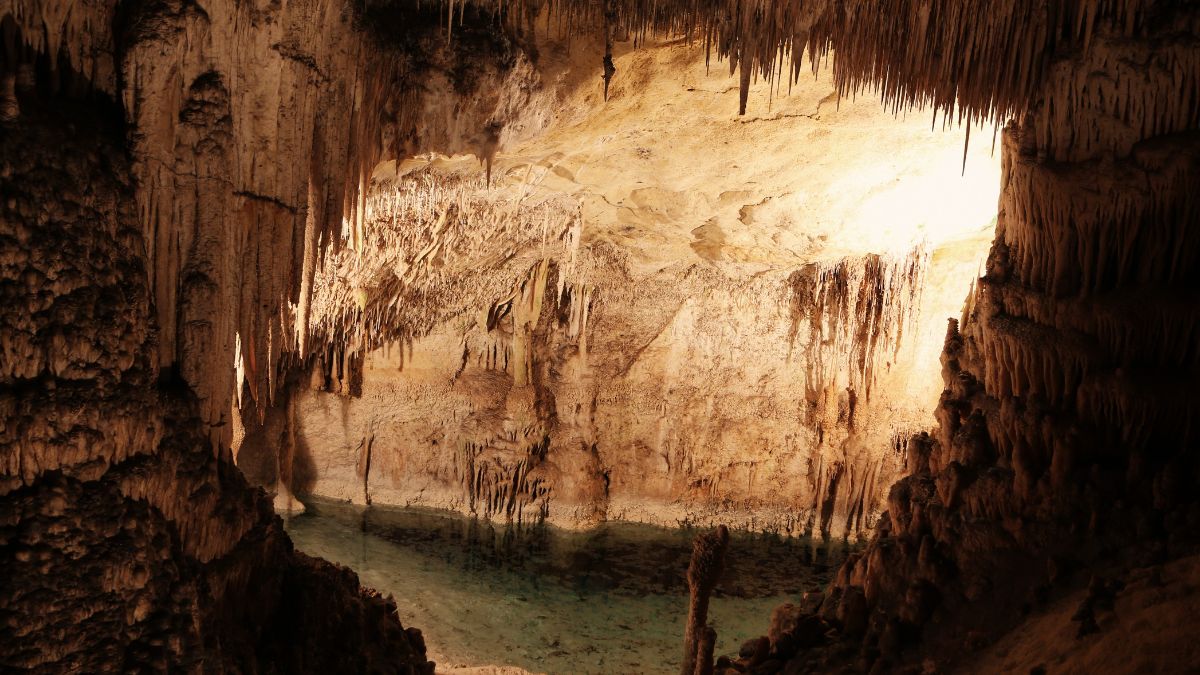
[237,46,1003,537]
[733,7,1200,674]
[277,240,940,536]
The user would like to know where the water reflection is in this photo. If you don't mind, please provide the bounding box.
[286,497,853,674]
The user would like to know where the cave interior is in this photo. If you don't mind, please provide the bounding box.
[1,0,1199,673]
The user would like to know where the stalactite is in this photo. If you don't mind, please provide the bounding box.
[309,167,580,366]
[16,0,1149,562]
[1,0,1189,461]
[795,13,1200,668]
[1,0,543,454]
[511,259,551,386]
[787,246,928,433]
[455,435,554,523]
[0,68,432,671]
[423,0,1173,131]
[602,0,617,100]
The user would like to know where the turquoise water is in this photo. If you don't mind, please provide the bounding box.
[285,498,850,674]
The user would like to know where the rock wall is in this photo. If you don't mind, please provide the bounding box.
[0,0,549,449]
[0,0,549,670]
[122,0,549,444]
[219,19,1005,539]
[238,142,992,537]
[0,82,431,671]
[5,0,1195,668]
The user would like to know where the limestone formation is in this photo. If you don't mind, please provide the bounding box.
[681,524,729,675]
[0,81,431,671]
[237,43,1000,536]
[695,4,1200,674]
[0,0,535,670]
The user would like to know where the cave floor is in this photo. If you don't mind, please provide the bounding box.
[285,498,853,674]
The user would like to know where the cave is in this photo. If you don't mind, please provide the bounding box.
[1,1,1198,674]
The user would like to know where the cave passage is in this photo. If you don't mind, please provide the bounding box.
[252,39,1006,674]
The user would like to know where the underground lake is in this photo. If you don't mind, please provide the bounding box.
[285,498,854,674]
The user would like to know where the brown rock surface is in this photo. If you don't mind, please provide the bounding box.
[701,3,1200,673]
[964,555,1200,675]
[0,34,430,675]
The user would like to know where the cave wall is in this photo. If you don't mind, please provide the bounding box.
[120,0,548,444]
[237,148,992,538]
[0,87,431,671]
[286,249,932,536]
[4,0,1197,668]
[0,0,548,447]
[0,0,546,670]
[224,26,1003,539]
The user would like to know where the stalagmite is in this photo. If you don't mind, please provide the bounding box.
[695,627,717,675]
[681,525,729,675]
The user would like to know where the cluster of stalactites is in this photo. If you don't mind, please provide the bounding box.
[1030,5,1200,163]
[455,435,553,523]
[307,167,582,373]
[962,128,1200,465]
[436,0,1166,132]
[0,2,117,96]
[0,1,490,441]
[786,246,928,411]
[0,0,401,443]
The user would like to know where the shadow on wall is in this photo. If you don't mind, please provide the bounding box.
[234,372,320,500]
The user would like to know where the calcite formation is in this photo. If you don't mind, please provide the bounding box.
[0,0,532,670]
[699,4,1200,674]
[0,0,549,448]
[681,525,730,675]
[242,163,961,534]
